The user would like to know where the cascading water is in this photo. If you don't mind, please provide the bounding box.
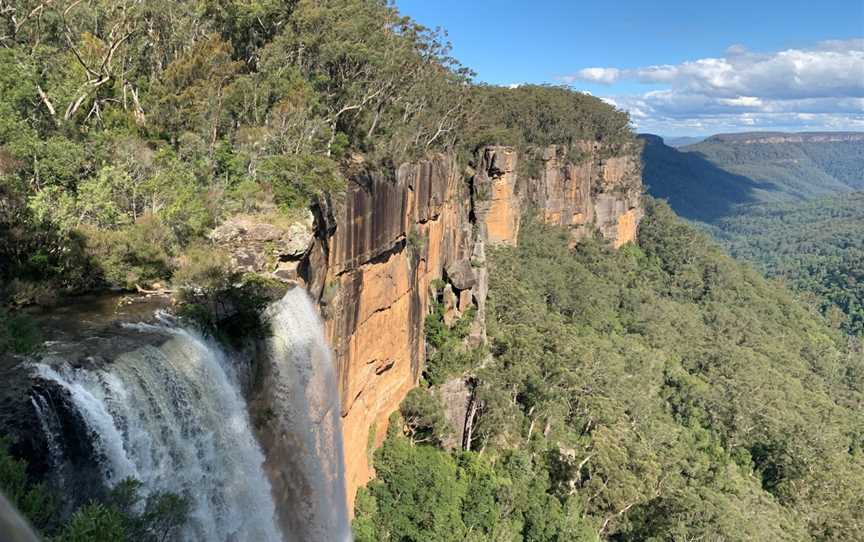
[262,287,351,542]
[31,320,283,542]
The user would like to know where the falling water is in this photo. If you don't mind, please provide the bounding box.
[32,323,283,542]
[264,287,351,542]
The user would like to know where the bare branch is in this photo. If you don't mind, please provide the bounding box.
[36,84,57,118]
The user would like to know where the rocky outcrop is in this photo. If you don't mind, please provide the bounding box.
[523,141,642,247]
[210,212,315,282]
[473,147,521,246]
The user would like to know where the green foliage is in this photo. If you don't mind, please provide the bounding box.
[643,134,864,338]
[686,133,864,196]
[469,85,633,153]
[641,133,864,222]
[406,227,426,252]
[358,201,864,540]
[423,300,480,385]
[82,216,178,289]
[0,437,54,530]
[0,309,42,355]
[364,430,467,542]
[1,439,190,541]
[175,271,280,349]
[400,388,451,446]
[354,425,596,542]
[171,244,233,292]
[705,192,864,336]
[53,504,126,542]
[258,154,344,211]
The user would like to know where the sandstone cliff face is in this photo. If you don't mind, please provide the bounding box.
[522,141,642,248]
[301,155,484,510]
[213,144,643,510]
[473,147,521,246]
[314,143,641,508]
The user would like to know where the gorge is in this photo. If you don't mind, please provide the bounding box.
[5,1,860,540]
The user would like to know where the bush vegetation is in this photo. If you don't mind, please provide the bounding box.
[0,0,632,306]
[423,298,481,386]
[0,308,41,355]
[706,192,864,336]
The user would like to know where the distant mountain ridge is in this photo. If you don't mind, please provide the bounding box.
[699,131,864,145]
[663,135,706,147]
[639,131,864,221]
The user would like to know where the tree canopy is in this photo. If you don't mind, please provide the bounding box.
[0,0,631,305]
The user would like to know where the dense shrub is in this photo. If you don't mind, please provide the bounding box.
[0,309,41,355]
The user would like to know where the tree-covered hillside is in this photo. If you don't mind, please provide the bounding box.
[639,134,769,221]
[353,201,864,541]
[707,193,864,336]
[640,132,864,221]
[687,133,864,198]
[641,134,864,337]
[0,0,632,307]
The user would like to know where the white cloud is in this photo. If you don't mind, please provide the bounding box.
[719,96,763,107]
[566,67,622,85]
[561,39,864,133]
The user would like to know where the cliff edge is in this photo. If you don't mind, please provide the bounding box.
[213,142,643,509]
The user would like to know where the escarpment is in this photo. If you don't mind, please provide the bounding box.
[522,141,643,248]
[210,142,643,508]
[300,155,483,508]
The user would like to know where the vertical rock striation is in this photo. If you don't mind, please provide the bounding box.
[213,143,643,511]
[297,143,643,509]
[301,155,483,509]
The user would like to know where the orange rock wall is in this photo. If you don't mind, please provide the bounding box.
[304,156,477,511]
[304,144,643,512]
[473,147,521,246]
[524,142,642,247]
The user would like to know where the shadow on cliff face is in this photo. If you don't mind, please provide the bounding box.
[639,134,781,222]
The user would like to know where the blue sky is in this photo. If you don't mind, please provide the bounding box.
[396,1,864,136]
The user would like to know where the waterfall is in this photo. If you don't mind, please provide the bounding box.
[31,323,283,542]
[263,287,351,542]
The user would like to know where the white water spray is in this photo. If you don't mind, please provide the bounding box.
[264,287,351,542]
[33,326,283,542]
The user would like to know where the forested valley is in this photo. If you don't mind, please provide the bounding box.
[708,193,864,337]
[641,133,864,340]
